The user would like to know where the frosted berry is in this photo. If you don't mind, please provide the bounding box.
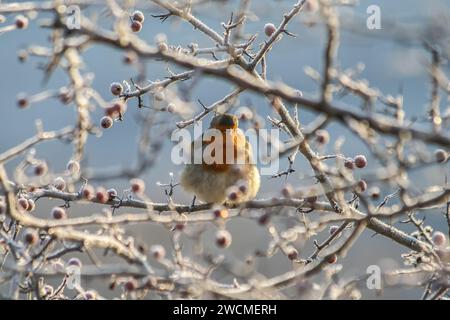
[23,229,38,245]
[82,184,95,200]
[264,23,276,37]
[34,162,48,176]
[110,82,123,96]
[100,116,113,129]
[131,10,145,23]
[287,248,298,261]
[66,160,80,175]
[327,253,338,264]
[124,278,138,291]
[130,178,145,194]
[17,93,29,108]
[107,188,118,200]
[150,245,166,260]
[356,180,367,193]
[215,230,232,248]
[52,206,66,220]
[315,129,330,145]
[15,15,29,29]
[432,231,447,247]
[329,225,339,234]
[131,20,142,33]
[95,188,108,203]
[354,155,367,169]
[53,177,66,191]
[158,42,168,52]
[435,149,448,164]
[344,158,354,170]
[68,257,82,268]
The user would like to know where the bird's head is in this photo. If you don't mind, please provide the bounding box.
[209,114,239,131]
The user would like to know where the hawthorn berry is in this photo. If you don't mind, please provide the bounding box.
[82,184,95,200]
[68,257,82,268]
[51,206,66,220]
[95,188,108,203]
[264,23,276,37]
[435,149,448,164]
[130,178,145,194]
[131,10,145,23]
[315,129,330,145]
[23,229,38,245]
[356,180,367,193]
[281,184,293,198]
[110,82,123,96]
[258,213,270,225]
[344,158,354,170]
[66,160,80,175]
[107,188,118,200]
[354,155,367,169]
[329,225,339,235]
[34,162,48,176]
[327,253,338,264]
[213,208,229,219]
[17,93,29,108]
[150,245,166,260]
[131,20,142,33]
[123,50,138,64]
[53,176,66,191]
[15,15,29,29]
[124,278,138,291]
[100,116,113,129]
[287,248,298,261]
[215,230,232,248]
[158,42,169,52]
[432,231,447,247]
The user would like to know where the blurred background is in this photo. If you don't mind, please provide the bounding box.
[1,0,450,299]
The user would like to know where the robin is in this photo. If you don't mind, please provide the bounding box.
[180,114,260,204]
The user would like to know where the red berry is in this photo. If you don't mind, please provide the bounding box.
[281,185,293,198]
[17,197,29,211]
[258,213,270,225]
[354,155,367,169]
[123,50,138,64]
[215,230,232,248]
[17,93,29,108]
[369,187,380,200]
[124,278,138,291]
[58,88,72,104]
[82,184,95,200]
[327,253,338,264]
[100,116,113,129]
[95,188,108,203]
[68,257,82,268]
[131,20,142,33]
[15,15,29,29]
[52,206,66,220]
[315,129,330,144]
[287,248,298,261]
[432,231,447,247]
[107,188,118,200]
[34,162,48,176]
[213,208,229,219]
[238,184,247,194]
[228,191,238,201]
[264,23,276,37]
[130,178,145,194]
[66,160,80,175]
[23,229,38,245]
[150,245,166,260]
[356,180,367,193]
[435,149,448,164]
[110,82,123,96]
[329,225,339,235]
[53,177,66,191]
[344,158,354,170]
[131,10,145,23]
